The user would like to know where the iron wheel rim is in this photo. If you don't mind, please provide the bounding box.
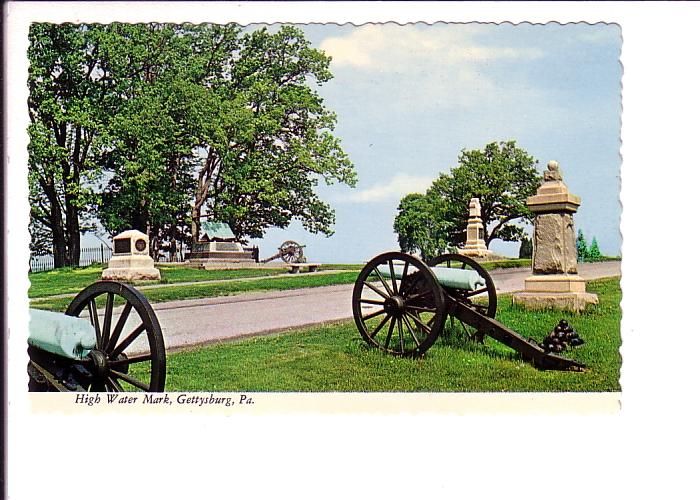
[352,252,446,357]
[65,281,166,392]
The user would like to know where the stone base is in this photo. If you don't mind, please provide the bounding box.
[187,259,257,270]
[458,246,492,258]
[512,274,598,312]
[512,291,599,313]
[102,254,161,281]
[102,267,161,281]
[523,274,588,293]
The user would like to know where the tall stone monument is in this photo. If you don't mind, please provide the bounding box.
[102,229,161,281]
[512,161,597,312]
[459,197,491,258]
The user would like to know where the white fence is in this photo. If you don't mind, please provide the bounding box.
[29,245,113,272]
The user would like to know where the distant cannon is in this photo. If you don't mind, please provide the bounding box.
[260,240,305,264]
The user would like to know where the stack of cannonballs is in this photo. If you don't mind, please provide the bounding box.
[540,320,584,353]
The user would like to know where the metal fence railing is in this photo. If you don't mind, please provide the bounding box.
[29,244,188,272]
[29,245,113,273]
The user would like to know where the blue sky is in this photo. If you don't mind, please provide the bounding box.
[248,22,622,263]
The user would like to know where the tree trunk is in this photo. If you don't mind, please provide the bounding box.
[65,125,83,267]
[192,148,221,243]
[65,202,81,267]
[51,229,68,269]
[42,178,68,268]
[191,205,201,243]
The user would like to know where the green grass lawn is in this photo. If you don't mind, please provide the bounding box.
[156,278,620,392]
[28,264,289,298]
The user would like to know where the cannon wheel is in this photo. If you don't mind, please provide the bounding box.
[279,240,304,263]
[352,252,447,357]
[65,281,166,392]
[428,253,497,343]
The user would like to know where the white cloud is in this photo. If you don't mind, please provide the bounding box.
[320,24,543,70]
[339,173,434,203]
[318,24,543,111]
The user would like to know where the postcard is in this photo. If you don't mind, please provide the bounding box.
[5,2,697,499]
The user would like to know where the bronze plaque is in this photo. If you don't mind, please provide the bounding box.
[114,238,131,254]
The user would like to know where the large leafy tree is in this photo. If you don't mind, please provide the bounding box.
[192,25,355,242]
[393,193,451,260]
[394,141,540,257]
[28,24,114,267]
[29,23,356,263]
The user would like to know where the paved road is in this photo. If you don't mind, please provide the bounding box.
[139,260,620,352]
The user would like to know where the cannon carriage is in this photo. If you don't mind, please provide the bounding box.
[260,240,305,264]
[352,252,584,371]
[28,281,166,392]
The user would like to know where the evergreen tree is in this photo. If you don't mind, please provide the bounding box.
[576,230,588,262]
[587,237,602,261]
[518,236,532,259]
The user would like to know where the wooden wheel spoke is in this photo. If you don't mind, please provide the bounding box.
[360,298,385,306]
[88,299,102,348]
[466,287,488,297]
[402,316,421,347]
[101,293,114,350]
[369,314,391,339]
[372,268,394,297]
[388,259,398,294]
[400,261,409,284]
[363,281,390,300]
[106,302,133,354]
[384,317,395,349]
[362,308,386,323]
[110,323,146,358]
[405,311,432,335]
[105,377,123,392]
[109,353,152,367]
[397,317,405,352]
[110,369,149,391]
[406,289,432,304]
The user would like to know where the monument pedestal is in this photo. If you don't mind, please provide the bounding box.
[102,255,161,281]
[513,274,598,312]
[102,230,161,281]
[459,243,490,258]
[512,160,597,312]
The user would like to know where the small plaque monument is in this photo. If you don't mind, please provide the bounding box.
[102,229,161,281]
[459,197,492,258]
[512,161,598,312]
